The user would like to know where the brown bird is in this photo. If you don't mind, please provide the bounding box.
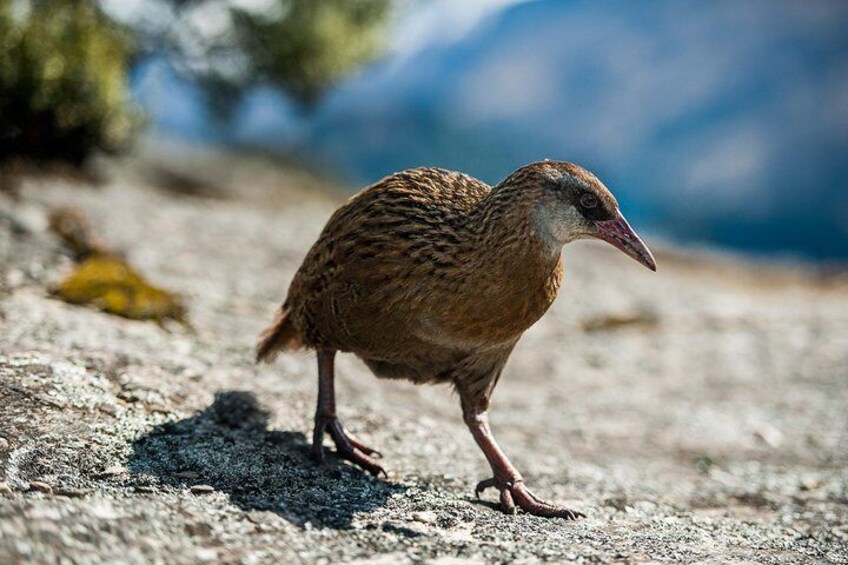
[257,161,656,519]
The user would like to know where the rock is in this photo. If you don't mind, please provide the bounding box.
[190,485,215,495]
[604,496,630,512]
[5,268,26,288]
[411,511,438,524]
[0,482,12,495]
[799,476,823,491]
[146,404,171,415]
[581,309,659,333]
[98,465,126,478]
[47,207,108,259]
[754,424,783,448]
[54,487,92,498]
[195,548,219,562]
[184,522,213,537]
[28,481,53,494]
[98,404,118,416]
[117,390,140,403]
[693,455,716,474]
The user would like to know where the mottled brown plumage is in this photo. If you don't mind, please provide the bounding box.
[258,160,656,518]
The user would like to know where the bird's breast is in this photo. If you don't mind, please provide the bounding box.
[416,251,563,347]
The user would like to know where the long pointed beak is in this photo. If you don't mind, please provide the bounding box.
[593,212,657,271]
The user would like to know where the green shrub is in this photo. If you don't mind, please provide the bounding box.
[0,0,136,165]
[232,0,391,106]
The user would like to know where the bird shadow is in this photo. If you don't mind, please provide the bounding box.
[128,390,404,530]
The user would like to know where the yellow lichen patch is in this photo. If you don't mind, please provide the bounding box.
[53,255,186,324]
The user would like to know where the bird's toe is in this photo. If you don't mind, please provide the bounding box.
[339,446,387,477]
[474,477,497,498]
[323,418,387,477]
[474,477,585,519]
[511,482,585,519]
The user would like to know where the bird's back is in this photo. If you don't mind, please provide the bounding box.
[267,168,494,369]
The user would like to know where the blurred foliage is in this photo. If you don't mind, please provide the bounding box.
[0,0,390,166]
[231,0,391,106]
[0,0,136,165]
[157,0,391,110]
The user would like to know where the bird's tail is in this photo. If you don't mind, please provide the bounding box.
[255,307,302,363]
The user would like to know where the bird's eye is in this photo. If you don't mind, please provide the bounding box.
[579,193,598,209]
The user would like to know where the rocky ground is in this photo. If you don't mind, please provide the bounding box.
[1,146,847,563]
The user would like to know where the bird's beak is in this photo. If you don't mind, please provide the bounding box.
[593,212,657,271]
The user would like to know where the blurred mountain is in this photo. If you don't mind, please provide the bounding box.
[135,0,848,260]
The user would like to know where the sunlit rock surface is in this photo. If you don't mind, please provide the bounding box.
[1,149,846,563]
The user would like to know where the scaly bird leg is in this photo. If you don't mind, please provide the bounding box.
[312,349,386,477]
[461,394,585,519]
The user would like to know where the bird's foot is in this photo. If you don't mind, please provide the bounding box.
[475,477,585,519]
[312,416,386,477]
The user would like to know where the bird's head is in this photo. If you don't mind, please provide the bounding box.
[502,160,656,271]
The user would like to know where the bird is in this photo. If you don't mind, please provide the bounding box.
[257,161,656,519]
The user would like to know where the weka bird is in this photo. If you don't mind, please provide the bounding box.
[257,161,656,519]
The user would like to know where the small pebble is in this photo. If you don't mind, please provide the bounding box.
[117,390,140,403]
[98,465,126,478]
[29,481,53,494]
[799,477,823,491]
[55,487,92,498]
[184,522,213,537]
[5,269,24,287]
[147,404,171,414]
[195,548,219,562]
[411,511,438,524]
[0,481,12,494]
[604,496,629,512]
[190,484,215,495]
[754,424,783,448]
[246,510,277,524]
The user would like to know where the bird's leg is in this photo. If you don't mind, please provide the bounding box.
[460,393,585,519]
[312,349,386,477]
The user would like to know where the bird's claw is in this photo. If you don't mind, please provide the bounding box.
[348,437,382,459]
[475,477,496,498]
[474,476,585,519]
[313,416,387,477]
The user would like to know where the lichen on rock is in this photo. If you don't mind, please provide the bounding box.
[47,206,187,324]
[52,254,186,324]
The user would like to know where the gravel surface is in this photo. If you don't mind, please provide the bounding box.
[1,149,847,563]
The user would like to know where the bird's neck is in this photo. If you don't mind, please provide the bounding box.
[469,182,563,261]
[456,185,564,338]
